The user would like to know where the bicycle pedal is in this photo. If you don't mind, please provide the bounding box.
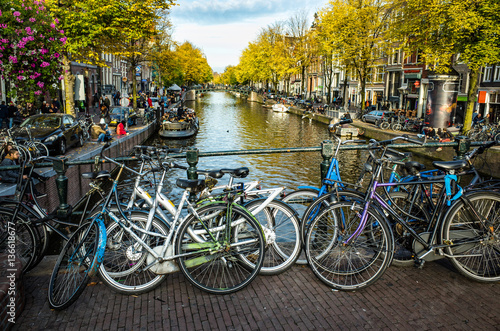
[414,259,425,269]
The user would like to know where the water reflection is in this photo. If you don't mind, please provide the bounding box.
[148,92,368,198]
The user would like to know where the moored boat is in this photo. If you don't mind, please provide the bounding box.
[159,107,199,138]
[272,104,289,113]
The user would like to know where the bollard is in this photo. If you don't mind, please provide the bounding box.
[453,136,470,160]
[320,140,334,181]
[186,148,199,202]
[52,157,70,217]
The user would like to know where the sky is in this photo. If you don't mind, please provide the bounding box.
[169,0,330,74]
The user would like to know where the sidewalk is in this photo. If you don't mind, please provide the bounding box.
[12,257,500,330]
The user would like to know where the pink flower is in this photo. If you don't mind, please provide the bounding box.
[29,18,36,22]
[9,55,17,63]
[40,61,50,67]
[60,36,67,44]
[54,18,59,24]
[34,90,42,95]
[13,11,21,17]
[37,81,44,88]
[50,23,56,29]
[58,75,64,80]
[59,30,64,34]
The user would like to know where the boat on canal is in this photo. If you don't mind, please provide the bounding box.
[272,104,289,113]
[159,107,199,139]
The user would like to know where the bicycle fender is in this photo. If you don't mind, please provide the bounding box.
[444,174,463,206]
[297,186,320,192]
[89,220,107,278]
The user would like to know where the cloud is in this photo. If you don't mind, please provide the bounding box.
[171,0,324,25]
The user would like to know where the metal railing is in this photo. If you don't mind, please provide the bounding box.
[0,136,487,214]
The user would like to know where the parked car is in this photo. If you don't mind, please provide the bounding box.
[109,106,138,126]
[16,114,84,155]
[362,111,395,124]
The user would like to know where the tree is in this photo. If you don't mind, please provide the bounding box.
[45,0,175,115]
[390,0,500,133]
[0,0,64,109]
[286,12,318,98]
[319,0,391,109]
[175,42,213,86]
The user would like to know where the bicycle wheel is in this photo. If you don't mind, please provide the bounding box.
[380,121,390,130]
[99,213,170,294]
[242,199,301,275]
[387,192,430,267]
[281,188,319,264]
[442,192,500,282]
[0,208,38,272]
[300,189,366,244]
[32,141,50,158]
[48,220,104,310]
[494,132,500,144]
[176,203,265,294]
[392,123,402,131]
[305,201,393,291]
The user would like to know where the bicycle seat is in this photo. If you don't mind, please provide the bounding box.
[176,178,206,192]
[221,167,249,178]
[404,161,426,172]
[195,169,224,178]
[432,160,468,172]
[81,170,111,180]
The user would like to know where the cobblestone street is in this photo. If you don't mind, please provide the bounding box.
[12,257,500,330]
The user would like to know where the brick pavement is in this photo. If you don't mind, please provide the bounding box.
[10,257,500,331]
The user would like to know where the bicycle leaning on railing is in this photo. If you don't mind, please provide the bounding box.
[47,142,266,310]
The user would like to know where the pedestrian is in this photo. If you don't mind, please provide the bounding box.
[7,101,16,128]
[0,101,8,129]
[147,95,153,109]
[114,90,121,106]
[100,104,109,123]
[104,96,111,110]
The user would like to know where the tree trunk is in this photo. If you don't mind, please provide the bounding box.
[301,66,306,98]
[462,67,480,135]
[62,54,75,116]
[360,76,366,111]
[343,74,349,109]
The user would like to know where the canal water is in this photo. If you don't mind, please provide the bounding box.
[147,92,371,199]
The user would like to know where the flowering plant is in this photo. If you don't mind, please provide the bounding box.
[0,0,64,104]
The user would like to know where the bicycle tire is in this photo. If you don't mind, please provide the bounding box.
[242,199,301,275]
[494,132,500,144]
[48,220,104,310]
[281,188,319,264]
[32,141,50,158]
[176,203,265,294]
[99,213,170,294]
[392,123,402,131]
[0,207,38,272]
[387,192,430,267]
[442,191,500,282]
[380,122,390,130]
[305,201,393,291]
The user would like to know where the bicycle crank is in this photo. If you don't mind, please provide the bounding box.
[147,245,180,274]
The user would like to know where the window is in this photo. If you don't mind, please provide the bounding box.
[494,66,500,82]
[483,66,492,82]
[376,67,384,82]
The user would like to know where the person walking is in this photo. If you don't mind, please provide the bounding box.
[7,101,16,128]
[0,101,8,129]
[104,96,111,110]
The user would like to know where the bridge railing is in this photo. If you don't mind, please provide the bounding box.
[0,136,482,213]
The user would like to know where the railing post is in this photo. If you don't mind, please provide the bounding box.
[186,148,199,202]
[52,158,70,217]
[320,140,334,181]
[453,136,470,160]
[186,147,199,180]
